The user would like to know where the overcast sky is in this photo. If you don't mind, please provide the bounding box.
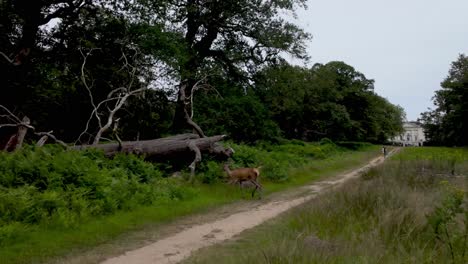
[292,0,468,121]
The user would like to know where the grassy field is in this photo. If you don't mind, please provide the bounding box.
[0,142,379,264]
[185,147,468,264]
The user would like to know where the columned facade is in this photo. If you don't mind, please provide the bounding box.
[391,122,426,146]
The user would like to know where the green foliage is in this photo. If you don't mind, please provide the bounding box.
[198,161,225,184]
[0,139,365,246]
[255,62,404,142]
[0,0,404,147]
[336,141,373,150]
[421,54,468,146]
[185,147,468,264]
[224,140,344,182]
[0,144,197,246]
[118,89,175,140]
[0,222,27,246]
[0,140,357,246]
[319,138,334,145]
[131,0,310,133]
[194,90,281,142]
[427,181,467,263]
[0,142,381,264]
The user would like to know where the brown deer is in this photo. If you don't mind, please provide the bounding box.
[223,163,263,198]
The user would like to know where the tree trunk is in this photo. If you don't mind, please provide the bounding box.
[3,116,30,151]
[73,133,232,160]
[172,80,206,137]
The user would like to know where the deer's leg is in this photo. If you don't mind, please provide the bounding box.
[250,180,262,199]
[251,185,257,198]
[239,180,245,197]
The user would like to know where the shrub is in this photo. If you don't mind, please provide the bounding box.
[198,161,225,184]
[319,138,334,145]
[336,141,372,150]
[224,140,343,182]
[0,144,197,228]
[0,222,27,246]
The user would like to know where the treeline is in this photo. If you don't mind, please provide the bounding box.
[0,0,403,144]
[420,54,468,146]
[195,62,404,142]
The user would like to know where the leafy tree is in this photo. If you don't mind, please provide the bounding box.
[254,63,309,139]
[255,61,404,142]
[363,93,405,142]
[193,77,280,142]
[0,0,405,146]
[0,2,174,142]
[420,54,468,146]
[132,0,310,133]
[0,0,96,66]
[118,89,175,140]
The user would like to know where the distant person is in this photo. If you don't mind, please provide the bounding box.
[382,146,387,158]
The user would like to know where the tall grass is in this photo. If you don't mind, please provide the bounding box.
[186,147,468,264]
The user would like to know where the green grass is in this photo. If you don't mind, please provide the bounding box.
[0,142,380,264]
[0,190,240,264]
[185,147,468,264]
[261,146,380,194]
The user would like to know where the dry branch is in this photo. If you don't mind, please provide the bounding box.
[188,140,202,181]
[76,48,146,145]
[179,82,206,137]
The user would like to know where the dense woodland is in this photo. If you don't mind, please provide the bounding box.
[1,2,467,262]
[420,54,468,146]
[0,0,404,146]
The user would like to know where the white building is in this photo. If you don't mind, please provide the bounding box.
[391,122,426,146]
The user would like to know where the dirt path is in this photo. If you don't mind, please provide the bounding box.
[99,149,398,264]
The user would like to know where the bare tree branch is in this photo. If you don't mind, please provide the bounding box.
[76,48,147,145]
[188,76,208,119]
[92,87,145,145]
[79,48,102,127]
[179,82,206,138]
[0,124,24,129]
[188,80,222,119]
[34,131,68,148]
[36,135,49,147]
[188,140,202,182]
[0,105,22,123]
[0,51,15,64]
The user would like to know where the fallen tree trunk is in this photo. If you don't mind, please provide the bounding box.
[72,133,233,160]
[73,133,233,177]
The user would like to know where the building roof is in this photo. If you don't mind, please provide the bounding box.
[403,121,422,128]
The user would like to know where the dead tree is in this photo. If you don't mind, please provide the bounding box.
[0,105,67,150]
[0,102,233,176]
[176,74,222,139]
[76,48,145,145]
[178,81,206,138]
[74,133,234,180]
[1,49,233,176]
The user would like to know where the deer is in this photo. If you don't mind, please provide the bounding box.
[223,163,263,199]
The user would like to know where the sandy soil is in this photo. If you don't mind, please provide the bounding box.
[95,149,397,264]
